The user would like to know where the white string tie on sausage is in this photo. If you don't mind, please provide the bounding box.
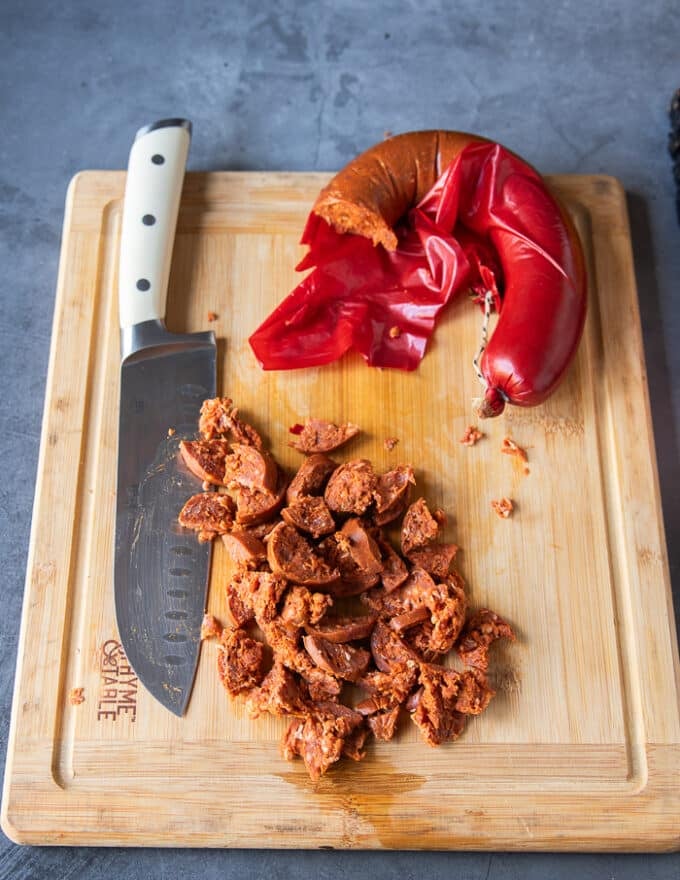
[472,289,495,389]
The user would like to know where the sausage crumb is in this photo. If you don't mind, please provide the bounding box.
[69,687,85,706]
[383,437,399,451]
[289,419,360,453]
[491,497,514,518]
[199,398,264,448]
[388,325,401,339]
[207,311,218,322]
[459,425,484,446]
[501,436,529,473]
[201,613,224,640]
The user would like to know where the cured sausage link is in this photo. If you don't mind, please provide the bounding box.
[314,132,587,415]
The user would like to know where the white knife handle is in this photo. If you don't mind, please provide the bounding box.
[119,119,191,329]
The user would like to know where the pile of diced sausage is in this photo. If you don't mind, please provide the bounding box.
[178,398,515,781]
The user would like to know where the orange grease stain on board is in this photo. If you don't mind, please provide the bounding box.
[276,745,425,848]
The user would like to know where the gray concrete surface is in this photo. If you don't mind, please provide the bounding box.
[1,0,679,876]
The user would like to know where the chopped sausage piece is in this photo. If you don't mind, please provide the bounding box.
[491,497,514,518]
[281,705,364,781]
[280,585,334,628]
[319,527,382,596]
[282,702,365,782]
[456,609,516,671]
[225,569,287,627]
[246,660,308,719]
[178,492,236,541]
[298,668,343,702]
[393,566,438,611]
[305,613,376,644]
[383,437,399,451]
[201,613,223,640]
[318,517,384,595]
[367,705,401,741]
[314,700,364,727]
[410,664,467,746]
[282,594,315,634]
[399,573,468,659]
[356,664,418,713]
[324,459,377,515]
[423,572,468,655]
[370,619,421,673]
[401,497,441,554]
[267,521,340,588]
[220,530,267,567]
[179,439,230,485]
[376,537,409,592]
[281,717,340,781]
[285,453,337,504]
[355,691,388,715]
[373,464,415,526]
[281,496,336,539]
[217,628,266,696]
[259,617,342,700]
[356,691,393,715]
[225,569,256,627]
[199,397,263,448]
[306,676,342,702]
[256,614,299,654]
[223,444,278,495]
[339,518,383,576]
[459,425,484,446]
[289,418,360,453]
[405,542,459,578]
[199,397,233,439]
[233,468,288,526]
[245,570,287,624]
[364,567,437,618]
[302,635,371,682]
[455,668,495,715]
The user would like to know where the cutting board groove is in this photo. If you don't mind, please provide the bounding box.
[2,171,678,850]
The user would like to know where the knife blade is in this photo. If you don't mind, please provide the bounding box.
[114,119,216,716]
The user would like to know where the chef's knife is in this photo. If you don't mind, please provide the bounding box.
[114,119,216,716]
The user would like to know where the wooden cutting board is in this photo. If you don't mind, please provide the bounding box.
[2,171,679,850]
